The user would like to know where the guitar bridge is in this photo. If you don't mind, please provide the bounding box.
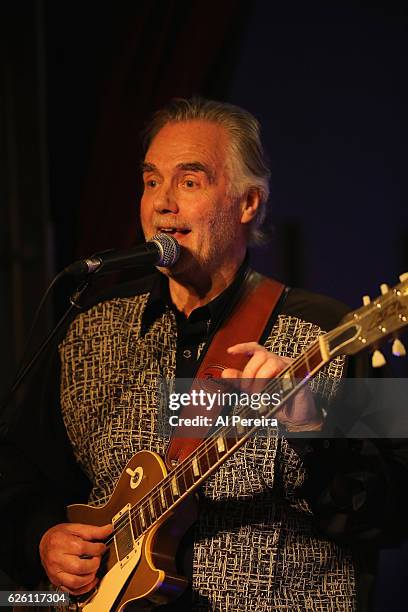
[112,503,136,568]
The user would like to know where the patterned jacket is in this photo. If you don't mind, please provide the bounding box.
[1,270,405,611]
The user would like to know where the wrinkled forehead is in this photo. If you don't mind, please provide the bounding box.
[145,120,231,172]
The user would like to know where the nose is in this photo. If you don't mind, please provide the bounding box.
[153,184,179,215]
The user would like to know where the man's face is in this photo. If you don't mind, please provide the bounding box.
[140,120,246,280]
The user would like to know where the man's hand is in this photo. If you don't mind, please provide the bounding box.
[221,342,323,431]
[39,522,113,595]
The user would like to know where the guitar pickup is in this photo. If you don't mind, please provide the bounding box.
[112,503,136,568]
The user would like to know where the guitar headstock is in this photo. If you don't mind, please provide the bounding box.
[323,273,408,364]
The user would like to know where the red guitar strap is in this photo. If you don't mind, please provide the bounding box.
[165,271,285,468]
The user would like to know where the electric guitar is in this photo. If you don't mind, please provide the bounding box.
[65,274,408,611]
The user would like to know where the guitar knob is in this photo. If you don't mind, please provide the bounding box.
[380,283,389,295]
[362,295,371,306]
[399,272,408,283]
[372,349,386,368]
[392,338,406,357]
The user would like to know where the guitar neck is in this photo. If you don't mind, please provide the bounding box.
[129,336,328,538]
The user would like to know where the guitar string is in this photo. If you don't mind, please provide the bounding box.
[103,337,329,547]
[81,295,398,549]
[105,310,364,548]
[104,336,333,547]
[107,298,384,549]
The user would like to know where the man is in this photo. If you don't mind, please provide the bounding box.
[0,98,405,610]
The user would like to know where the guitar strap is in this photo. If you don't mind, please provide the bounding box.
[165,270,286,468]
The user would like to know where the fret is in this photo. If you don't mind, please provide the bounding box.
[280,370,294,394]
[151,492,162,519]
[198,450,210,474]
[170,475,180,497]
[143,503,154,527]
[176,470,188,495]
[307,346,323,371]
[292,360,309,381]
[155,497,163,518]
[139,507,146,529]
[206,440,219,467]
[182,464,195,489]
[163,482,174,507]
[149,497,156,521]
[216,435,226,453]
[225,433,238,451]
[192,456,201,477]
[159,486,167,510]
[212,439,220,463]
[132,511,143,537]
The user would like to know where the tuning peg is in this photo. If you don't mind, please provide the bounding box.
[380,283,389,294]
[362,295,371,306]
[392,338,406,357]
[372,349,386,368]
[399,272,408,283]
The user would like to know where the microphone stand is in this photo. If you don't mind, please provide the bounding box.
[0,279,91,434]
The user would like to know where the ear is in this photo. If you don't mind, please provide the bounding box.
[240,189,261,225]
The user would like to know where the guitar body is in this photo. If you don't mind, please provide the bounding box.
[67,450,196,611]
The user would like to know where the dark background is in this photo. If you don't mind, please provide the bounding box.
[0,0,407,607]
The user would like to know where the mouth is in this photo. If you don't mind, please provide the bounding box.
[157,227,191,237]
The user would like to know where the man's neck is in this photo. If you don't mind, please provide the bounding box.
[168,259,244,317]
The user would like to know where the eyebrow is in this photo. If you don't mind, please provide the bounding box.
[141,162,158,174]
[141,161,215,183]
[176,162,215,183]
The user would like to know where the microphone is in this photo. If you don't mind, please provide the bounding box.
[64,233,180,277]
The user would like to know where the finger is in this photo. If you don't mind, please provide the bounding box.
[60,554,101,576]
[253,360,285,380]
[221,368,242,379]
[237,353,271,394]
[42,527,108,560]
[220,369,244,394]
[291,387,320,420]
[44,549,102,584]
[68,523,113,541]
[274,389,322,429]
[240,350,270,379]
[56,571,98,595]
[68,537,108,559]
[227,342,264,355]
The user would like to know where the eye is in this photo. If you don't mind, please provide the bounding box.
[182,177,199,189]
[145,179,158,188]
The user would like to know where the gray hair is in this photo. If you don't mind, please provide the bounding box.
[143,97,271,244]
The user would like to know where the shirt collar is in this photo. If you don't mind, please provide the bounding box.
[141,255,250,335]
